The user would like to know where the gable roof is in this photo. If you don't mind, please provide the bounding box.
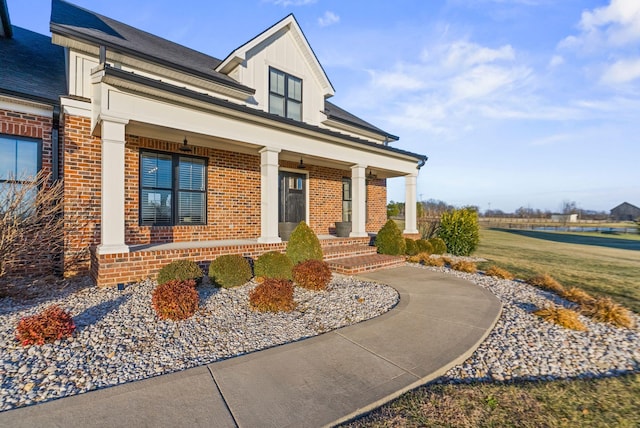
[49,0,253,94]
[216,14,335,98]
[324,101,399,142]
[0,26,66,104]
[0,0,12,38]
[611,202,640,212]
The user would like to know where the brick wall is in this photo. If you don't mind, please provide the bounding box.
[62,115,101,274]
[366,178,387,233]
[0,108,57,276]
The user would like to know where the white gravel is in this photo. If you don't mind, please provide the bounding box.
[0,275,398,411]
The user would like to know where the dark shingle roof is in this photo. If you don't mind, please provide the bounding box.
[50,0,253,93]
[0,26,66,104]
[324,101,399,142]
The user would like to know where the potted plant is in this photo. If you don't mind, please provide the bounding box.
[335,221,352,237]
[278,222,298,241]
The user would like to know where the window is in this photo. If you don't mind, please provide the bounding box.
[0,135,41,207]
[140,150,206,226]
[342,178,352,222]
[269,67,302,121]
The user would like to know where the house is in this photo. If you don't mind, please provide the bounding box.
[610,202,640,222]
[0,0,426,286]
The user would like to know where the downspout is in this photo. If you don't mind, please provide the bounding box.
[52,104,61,181]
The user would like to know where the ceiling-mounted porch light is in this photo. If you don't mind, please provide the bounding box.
[297,158,306,169]
[179,137,192,152]
[367,170,377,180]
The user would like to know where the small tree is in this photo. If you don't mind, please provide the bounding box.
[437,207,479,256]
[0,172,74,277]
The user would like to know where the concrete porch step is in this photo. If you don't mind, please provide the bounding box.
[322,244,378,261]
[327,254,406,275]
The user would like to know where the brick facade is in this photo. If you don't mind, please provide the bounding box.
[0,108,57,276]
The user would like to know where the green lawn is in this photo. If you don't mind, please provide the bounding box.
[476,228,640,313]
[342,227,640,427]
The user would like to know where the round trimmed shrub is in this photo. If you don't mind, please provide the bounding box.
[428,237,447,255]
[254,251,293,280]
[249,278,296,312]
[416,239,433,254]
[437,207,479,256]
[404,238,419,256]
[157,259,203,285]
[292,259,332,291]
[15,305,76,346]
[286,221,323,266]
[209,254,252,288]
[152,279,199,321]
[375,219,406,255]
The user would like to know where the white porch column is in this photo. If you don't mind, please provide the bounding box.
[403,172,419,235]
[350,164,368,238]
[97,117,130,255]
[258,147,282,243]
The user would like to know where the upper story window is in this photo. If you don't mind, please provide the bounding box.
[0,135,41,201]
[140,150,207,226]
[269,67,302,121]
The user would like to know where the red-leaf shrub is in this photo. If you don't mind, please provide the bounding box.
[152,279,199,321]
[15,305,76,346]
[249,278,296,313]
[292,259,332,291]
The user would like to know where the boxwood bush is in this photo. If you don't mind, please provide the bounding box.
[157,259,203,285]
[209,254,252,288]
[254,251,293,280]
[375,220,406,255]
[286,221,323,266]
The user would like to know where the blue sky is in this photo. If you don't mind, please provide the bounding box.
[7,0,640,213]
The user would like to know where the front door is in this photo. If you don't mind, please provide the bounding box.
[279,171,306,223]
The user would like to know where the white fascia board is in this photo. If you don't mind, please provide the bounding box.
[54,35,252,102]
[216,15,334,97]
[60,96,92,118]
[97,82,419,175]
[0,95,53,117]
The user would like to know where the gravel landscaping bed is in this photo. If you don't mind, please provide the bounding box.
[0,275,398,411]
[411,264,640,384]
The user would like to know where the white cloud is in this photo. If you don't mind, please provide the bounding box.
[548,55,564,68]
[318,11,340,28]
[601,57,640,84]
[444,41,515,68]
[560,0,640,50]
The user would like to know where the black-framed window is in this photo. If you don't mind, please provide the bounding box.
[269,67,302,121]
[0,135,41,207]
[140,150,206,226]
[342,178,352,222]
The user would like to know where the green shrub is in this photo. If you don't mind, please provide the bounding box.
[416,239,433,254]
[286,221,323,266]
[254,251,293,280]
[249,278,296,312]
[437,208,479,256]
[209,254,252,288]
[151,279,199,321]
[15,305,76,346]
[428,237,447,255]
[157,259,203,285]
[405,238,419,256]
[375,219,406,255]
[292,259,332,291]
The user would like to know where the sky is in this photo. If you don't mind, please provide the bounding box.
[7,0,640,213]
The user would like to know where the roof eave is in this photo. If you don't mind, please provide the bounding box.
[50,23,256,96]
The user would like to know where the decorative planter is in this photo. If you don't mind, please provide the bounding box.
[335,221,352,237]
[278,222,297,241]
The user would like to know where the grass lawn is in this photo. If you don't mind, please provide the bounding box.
[476,228,640,313]
[342,227,640,427]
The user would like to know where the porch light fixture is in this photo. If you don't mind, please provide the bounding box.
[179,137,192,152]
[297,158,306,169]
[367,170,377,180]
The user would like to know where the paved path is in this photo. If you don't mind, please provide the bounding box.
[0,266,502,428]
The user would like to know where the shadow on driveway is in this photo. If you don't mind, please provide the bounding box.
[494,228,640,251]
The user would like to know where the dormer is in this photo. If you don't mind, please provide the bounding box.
[216,15,334,126]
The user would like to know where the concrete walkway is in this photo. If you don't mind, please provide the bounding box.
[0,266,502,428]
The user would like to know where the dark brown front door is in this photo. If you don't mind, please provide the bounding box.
[279,171,306,223]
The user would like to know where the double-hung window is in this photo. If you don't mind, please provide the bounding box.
[140,150,206,226]
[342,178,352,222]
[269,67,302,121]
[0,135,40,207]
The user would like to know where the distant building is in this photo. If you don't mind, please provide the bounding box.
[610,202,640,221]
[551,214,578,223]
